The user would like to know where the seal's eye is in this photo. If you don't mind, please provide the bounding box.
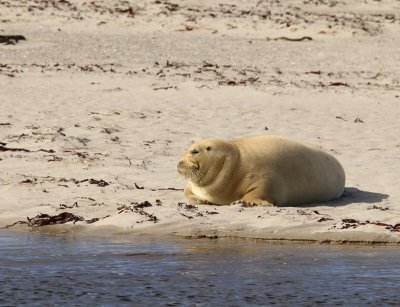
[191,149,199,155]
[206,146,211,151]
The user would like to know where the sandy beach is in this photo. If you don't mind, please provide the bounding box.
[1,0,400,243]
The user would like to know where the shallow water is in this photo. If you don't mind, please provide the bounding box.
[0,230,399,306]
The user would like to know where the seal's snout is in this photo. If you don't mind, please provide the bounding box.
[177,157,200,178]
[177,159,185,174]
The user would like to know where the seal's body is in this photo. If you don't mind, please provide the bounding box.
[177,135,345,206]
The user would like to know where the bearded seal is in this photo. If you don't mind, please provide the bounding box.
[177,135,345,206]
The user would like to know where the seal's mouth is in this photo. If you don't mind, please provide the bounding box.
[177,159,201,182]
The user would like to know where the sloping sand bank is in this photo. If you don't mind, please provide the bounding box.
[1,0,400,243]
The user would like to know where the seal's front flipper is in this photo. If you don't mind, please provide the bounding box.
[184,185,201,204]
[184,185,217,205]
[230,198,276,207]
[236,185,277,207]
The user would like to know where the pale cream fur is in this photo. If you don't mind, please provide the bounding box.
[177,135,345,206]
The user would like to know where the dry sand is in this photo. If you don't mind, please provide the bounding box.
[1,0,400,243]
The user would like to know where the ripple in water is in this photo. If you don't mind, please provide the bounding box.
[0,231,399,306]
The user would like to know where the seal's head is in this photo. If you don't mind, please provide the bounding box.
[177,138,236,187]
